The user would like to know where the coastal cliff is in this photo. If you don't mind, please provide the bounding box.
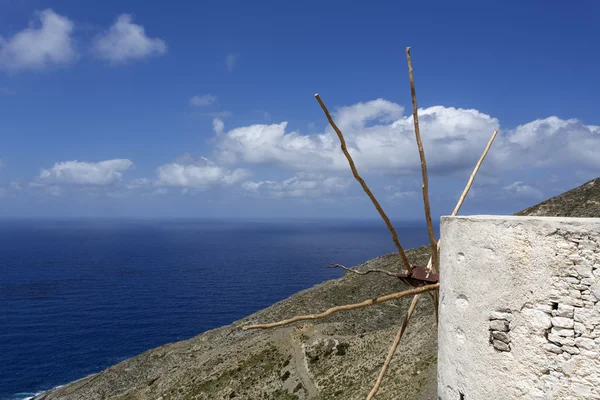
[34,177,600,400]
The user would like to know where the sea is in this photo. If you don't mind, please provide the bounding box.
[0,218,436,400]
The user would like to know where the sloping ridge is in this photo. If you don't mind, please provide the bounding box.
[33,178,600,400]
[515,177,600,218]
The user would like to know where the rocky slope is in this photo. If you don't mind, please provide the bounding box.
[33,177,600,400]
[515,177,600,218]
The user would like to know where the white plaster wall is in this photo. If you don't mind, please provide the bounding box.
[438,215,600,400]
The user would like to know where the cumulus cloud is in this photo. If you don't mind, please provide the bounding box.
[92,14,167,64]
[225,53,238,72]
[190,94,216,107]
[334,99,404,131]
[39,159,134,185]
[214,99,600,177]
[213,117,225,136]
[215,100,501,174]
[507,117,600,169]
[155,155,249,189]
[503,181,544,199]
[0,9,78,72]
[242,174,350,199]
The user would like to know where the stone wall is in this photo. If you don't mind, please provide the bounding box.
[437,216,600,400]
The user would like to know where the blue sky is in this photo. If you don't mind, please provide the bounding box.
[0,0,599,219]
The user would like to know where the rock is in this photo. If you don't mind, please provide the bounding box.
[574,308,600,328]
[543,343,563,354]
[304,338,338,363]
[536,304,554,313]
[575,337,596,350]
[493,340,510,352]
[570,290,582,299]
[552,317,574,329]
[581,278,595,286]
[492,331,510,343]
[555,304,575,318]
[561,345,580,355]
[575,265,593,278]
[572,284,590,291]
[561,297,585,308]
[552,327,575,337]
[548,334,574,346]
[590,283,600,301]
[574,322,587,336]
[522,308,552,333]
[489,320,510,332]
[490,311,513,321]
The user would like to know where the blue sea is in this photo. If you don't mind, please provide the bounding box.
[0,219,434,400]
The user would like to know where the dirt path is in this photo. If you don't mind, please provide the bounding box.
[290,333,319,399]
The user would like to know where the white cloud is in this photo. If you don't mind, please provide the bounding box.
[214,99,600,177]
[0,9,77,72]
[213,117,224,136]
[503,181,544,199]
[242,174,350,199]
[507,117,600,169]
[334,98,404,131]
[155,155,249,189]
[190,94,216,107]
[124,177,151,190]
[215,101,501,174]
[39,159,134,185]
[225,53,238,72]
[92,14,167,64]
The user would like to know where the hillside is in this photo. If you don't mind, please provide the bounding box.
[515,177,600,217]
[33,178,599,400]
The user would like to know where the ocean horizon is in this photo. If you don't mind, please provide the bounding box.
[1,218,437,400]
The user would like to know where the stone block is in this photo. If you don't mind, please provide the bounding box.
[493,340,510,352]
[489,311,513,321]
[543,343,563,354]
[552,327,575,337]
[552,316,574,329]
[489,319,509,332]
[575,337,596,350]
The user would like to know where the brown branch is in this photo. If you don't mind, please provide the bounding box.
[367,293,421,400]
[452,129,499,216]
[241,283,438,330]
[328,263,408,278]
[315,93,412,274]
[406,47,438,274]
[425,128,499,272]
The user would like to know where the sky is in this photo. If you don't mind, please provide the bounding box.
[0,0,599,219]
